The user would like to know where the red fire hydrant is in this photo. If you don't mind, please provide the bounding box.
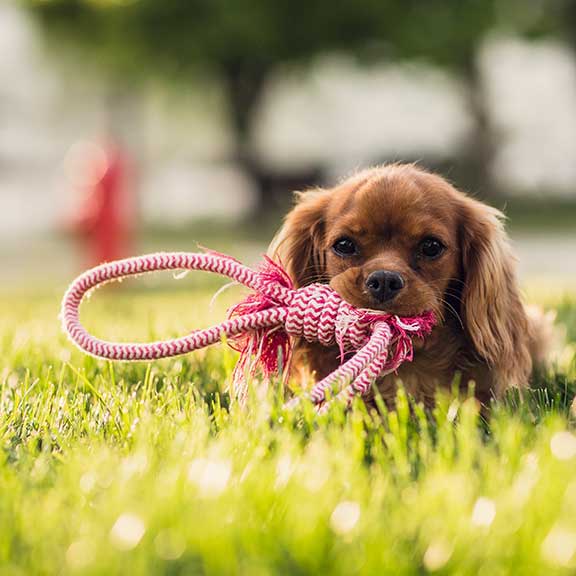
[66,140,135,268]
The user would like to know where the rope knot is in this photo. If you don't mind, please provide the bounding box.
[285,284,378,351]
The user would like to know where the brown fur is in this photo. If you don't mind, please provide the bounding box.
[270,164,543,407]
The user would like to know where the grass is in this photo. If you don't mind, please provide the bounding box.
[1,284,576,575]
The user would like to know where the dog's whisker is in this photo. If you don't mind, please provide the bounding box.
[438,297,465,331]
[441,290,465,305]
[430,277,468,289]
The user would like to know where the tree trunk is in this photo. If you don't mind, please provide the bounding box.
[459,56,497,200]
[221,62,279,216]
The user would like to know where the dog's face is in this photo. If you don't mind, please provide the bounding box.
[320,172,460,318]
[271,165,532,389]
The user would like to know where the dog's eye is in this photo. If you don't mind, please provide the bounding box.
[419,237,445,259]
[332,237,358,257]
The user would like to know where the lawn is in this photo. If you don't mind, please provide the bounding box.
[1,284,576,575]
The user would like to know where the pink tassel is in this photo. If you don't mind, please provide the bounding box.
[227,258,294,400]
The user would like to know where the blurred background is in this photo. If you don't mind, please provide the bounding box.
[2,0,575,295]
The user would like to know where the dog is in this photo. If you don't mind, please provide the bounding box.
[270,163,547,407]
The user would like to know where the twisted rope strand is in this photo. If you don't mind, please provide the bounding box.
[61,251,436,408]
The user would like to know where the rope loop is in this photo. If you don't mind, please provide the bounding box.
[61,251,436,409]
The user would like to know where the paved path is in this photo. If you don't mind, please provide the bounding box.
[512,234,576,284]
[2,233,575,294]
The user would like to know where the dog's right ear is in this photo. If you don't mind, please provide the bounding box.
[458,196,532,391]
[268,189,330,287]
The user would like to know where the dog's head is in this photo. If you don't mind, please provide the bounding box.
[271,164,531,388]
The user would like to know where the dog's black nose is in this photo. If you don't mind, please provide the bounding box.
[365,270,405,303]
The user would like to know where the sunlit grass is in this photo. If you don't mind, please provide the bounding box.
[1,286,575,575]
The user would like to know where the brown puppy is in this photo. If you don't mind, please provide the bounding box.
[270,164,542,407]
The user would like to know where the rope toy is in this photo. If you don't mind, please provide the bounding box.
[61,251,436,410]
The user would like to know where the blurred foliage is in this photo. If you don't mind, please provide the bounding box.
[25,0,405,136]
[23,0,515,121]
[27,0,550,80]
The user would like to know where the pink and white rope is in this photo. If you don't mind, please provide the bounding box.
[61,251,435,408]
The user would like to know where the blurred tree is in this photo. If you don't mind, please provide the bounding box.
[363,0,559,197]
[560,0,576,43]
[532,0,576,94]
[383,0,500,196]
[26,0,524,209]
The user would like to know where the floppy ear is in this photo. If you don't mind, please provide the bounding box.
[460,198,532,392]
[268,189,330,287]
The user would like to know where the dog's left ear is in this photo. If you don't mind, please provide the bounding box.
[267,188,330,288]
[459,197,532,392]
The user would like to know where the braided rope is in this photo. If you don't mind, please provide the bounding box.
[61,251,435,408]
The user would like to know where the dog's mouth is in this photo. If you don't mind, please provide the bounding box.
[369,303,429,318]
[336,290,425,318]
